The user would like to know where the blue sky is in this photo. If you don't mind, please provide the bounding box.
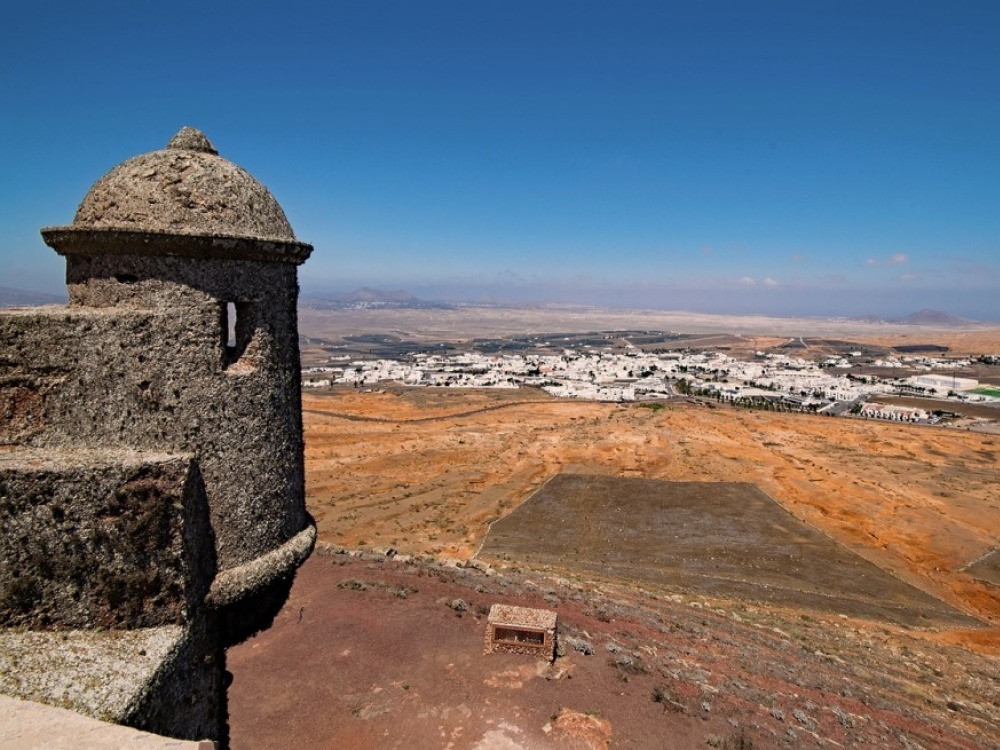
[2,1,998,318]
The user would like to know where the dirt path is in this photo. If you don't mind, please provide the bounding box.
[304,398,581,424]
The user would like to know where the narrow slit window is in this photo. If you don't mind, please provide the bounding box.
[225,302,238,348]
[221,300,255,370]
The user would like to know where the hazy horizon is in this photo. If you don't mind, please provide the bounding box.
[299,278,1000,322]
[5,278,997,324]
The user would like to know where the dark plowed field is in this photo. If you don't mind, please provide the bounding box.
[478,474,979,627]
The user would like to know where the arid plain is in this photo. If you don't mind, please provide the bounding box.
[300,308,1000,651]
[229,308,1000,748]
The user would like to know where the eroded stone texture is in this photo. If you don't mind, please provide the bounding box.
[70,128,295,241]
[1,269,309,574]
[0,450,212,630]
[0,622,225,743]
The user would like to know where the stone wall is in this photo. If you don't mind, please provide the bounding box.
[0,450,211,630]
[1,255,309,573]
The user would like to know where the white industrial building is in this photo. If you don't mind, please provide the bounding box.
[907,374,979,392]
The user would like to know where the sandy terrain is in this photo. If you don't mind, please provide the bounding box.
[299,307,1000,344]
[226,311,1000,748]
[304,385,1000,654]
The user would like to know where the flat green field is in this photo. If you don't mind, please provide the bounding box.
[971,386,1000,398]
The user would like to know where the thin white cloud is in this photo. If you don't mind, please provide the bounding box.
[730,276,778,288]
[899,272,918,282]
[866,252,910,267]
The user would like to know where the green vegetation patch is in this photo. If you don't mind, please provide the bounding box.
[970,386,1000,398]
[636,402,666,411]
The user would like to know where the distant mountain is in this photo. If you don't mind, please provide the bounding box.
[0,286,66,307]
[899,309,970,326]
[300,288,451,310]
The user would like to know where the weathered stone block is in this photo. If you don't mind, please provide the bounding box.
[0,449,213,630]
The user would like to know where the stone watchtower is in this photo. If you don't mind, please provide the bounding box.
[0,128,315,744]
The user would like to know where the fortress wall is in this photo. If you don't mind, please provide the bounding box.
[0,694,212,750]
[0,260,307,571]
[0,619,225,742]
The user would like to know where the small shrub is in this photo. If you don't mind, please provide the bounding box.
[652,685,685,713]
[609,653,647,682]
[564,636,594,655]
[722,729,754,750]
[337,579,369,591]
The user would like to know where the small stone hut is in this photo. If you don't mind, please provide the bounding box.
[484,604,558,658]
[0,127,315,746]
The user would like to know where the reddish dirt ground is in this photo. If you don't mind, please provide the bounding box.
[228,552,1000,749]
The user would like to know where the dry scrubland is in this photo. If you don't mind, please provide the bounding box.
[304,385,1000,652]
[302,310,1000,658]
[230,551,998,749]
[229,313,1000,748]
